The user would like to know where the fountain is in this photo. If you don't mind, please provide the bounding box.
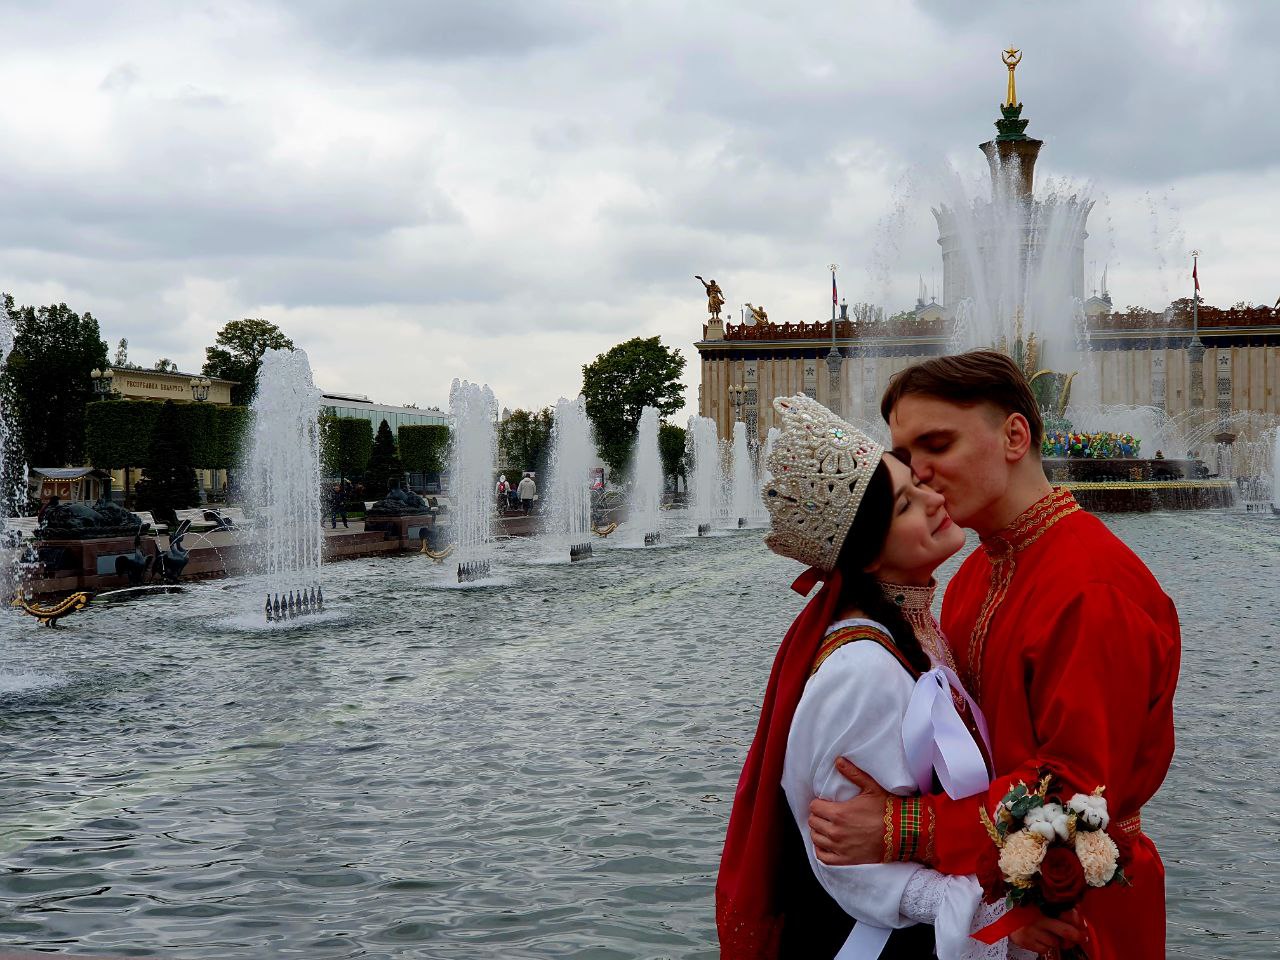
[687,416,722,534]
[1272,430,1280,513]
[728,421,767,527]
[922,51,1239,511]
[448,379,497,574]
[630,406,663,543]
[546,397,594,554]
[245,349,324,619]
[0,312,30,604]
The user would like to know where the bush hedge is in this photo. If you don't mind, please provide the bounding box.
[320,416,374,481]
[399,424,449,475]
[85,400,250,469]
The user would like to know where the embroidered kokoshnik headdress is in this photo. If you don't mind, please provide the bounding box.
[762,395,884,571]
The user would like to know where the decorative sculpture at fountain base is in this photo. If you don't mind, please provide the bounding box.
[458,560,491,583]
[569,542,592,562]
[265,586,324,622]
[12,592,92,627]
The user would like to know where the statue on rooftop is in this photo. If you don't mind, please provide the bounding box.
[695,276,726,320]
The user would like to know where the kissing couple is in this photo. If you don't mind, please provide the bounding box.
[717,350,1180,959]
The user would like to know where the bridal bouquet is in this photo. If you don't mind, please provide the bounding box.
[976,775,1132,923]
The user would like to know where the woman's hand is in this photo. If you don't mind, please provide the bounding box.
[1008,907,1086,956]
[808,757,890,865]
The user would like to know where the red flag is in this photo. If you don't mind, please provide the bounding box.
[1193,256,1199,293]
[832,272,838,305]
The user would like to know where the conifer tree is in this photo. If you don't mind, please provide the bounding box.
[364,419,403,495]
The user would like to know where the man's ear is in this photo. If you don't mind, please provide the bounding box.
[1004,413,1033,462]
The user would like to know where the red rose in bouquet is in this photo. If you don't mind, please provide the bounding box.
[1039,846,1086,907]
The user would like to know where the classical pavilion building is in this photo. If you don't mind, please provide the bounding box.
[696,63,1280,443]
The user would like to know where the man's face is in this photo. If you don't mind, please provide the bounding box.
[887,394,1012,530]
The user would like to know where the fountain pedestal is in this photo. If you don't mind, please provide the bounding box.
[29,536,159,593]
[362,514,437,544]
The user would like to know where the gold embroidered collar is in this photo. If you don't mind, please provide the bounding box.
[980,487,1080,561]
[878,578,958,678]
[878,579,936,614]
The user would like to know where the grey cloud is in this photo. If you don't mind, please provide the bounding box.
[287,0,602,60]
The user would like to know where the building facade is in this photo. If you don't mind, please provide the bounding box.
[319,392,448,433]
[697,306,1280,441]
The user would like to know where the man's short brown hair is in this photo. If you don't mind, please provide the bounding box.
[879,350,1044,447]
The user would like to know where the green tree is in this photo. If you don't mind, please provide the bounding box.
[134,401,199,524]
[320,416,374,482]
[364,419,403,494]
[154,358,178,372]
[499,408,554,473]
[114,338,141,369]
[658,423,688,491]
[399,424,449,477]
[202,318,294,405]
[580,336,685,474]
[1,294,109,467]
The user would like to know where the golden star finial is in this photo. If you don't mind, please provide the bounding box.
[1002,47,1023,107]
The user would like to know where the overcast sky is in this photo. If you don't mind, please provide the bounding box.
[1,0,1275,421]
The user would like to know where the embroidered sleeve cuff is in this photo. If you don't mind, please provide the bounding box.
[885,796,933,864]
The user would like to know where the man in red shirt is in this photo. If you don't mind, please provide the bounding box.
[807,351,1180,958]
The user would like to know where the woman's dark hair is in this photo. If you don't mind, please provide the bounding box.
[832,460,931,674]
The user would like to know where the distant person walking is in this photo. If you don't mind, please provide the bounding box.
[517,473,537,515]
[328,483,349,529]
[496,474,510,512]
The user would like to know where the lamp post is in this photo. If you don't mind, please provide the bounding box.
[189,375,214,501]
[1188,250,1205,411]
[728,385,747,424]
[825,264,844,416]
[90,367,114,397]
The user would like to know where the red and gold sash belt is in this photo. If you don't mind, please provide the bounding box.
[1115,811,1143,837]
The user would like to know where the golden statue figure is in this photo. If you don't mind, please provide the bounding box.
[695,275,726,320]
[745,302,769,325]
[1002,47,1022,107]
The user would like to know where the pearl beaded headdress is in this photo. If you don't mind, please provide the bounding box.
[762,395,885,571]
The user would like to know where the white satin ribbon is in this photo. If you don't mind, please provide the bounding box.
[836,667,993,960]
[835,918,893,960]
[902,666,993,799]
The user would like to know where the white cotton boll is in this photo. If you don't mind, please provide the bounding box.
[1068,793,1110,830]
[1027,819,1057,841]
[1025,802,1071,841]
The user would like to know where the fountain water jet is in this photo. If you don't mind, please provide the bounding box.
[546,397,594,548]
[688,416,723,533]
[630,406,662,543]
[729,421,765,526]
[448,380,497,564]
[1272,430,1280,510]
[246,349,324,613]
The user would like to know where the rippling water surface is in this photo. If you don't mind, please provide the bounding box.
[1,510,1277,958]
